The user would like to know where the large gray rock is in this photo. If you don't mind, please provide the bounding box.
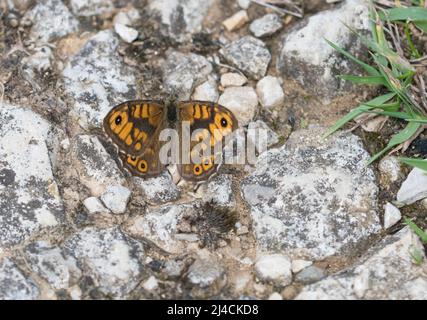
[24,0,79,43]
[148,0,214,40]
[62,30,137,129]
[162,51,213,100]
[25,241,81,290]
[0,104,64,248]
[296,227,427,299]
[241,126,381,260]
[220,36,271,80]
[277,0,370,100]
[70,135,126,197]
[133,172,181,205]
[0,258,39,300]
[63,227,145,298]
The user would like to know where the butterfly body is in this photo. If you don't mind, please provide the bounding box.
[103,99,238,182]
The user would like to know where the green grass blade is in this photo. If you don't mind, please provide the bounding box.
[380,7,427,22]
[367,121,422,164]
[399,157,427,171]
[404,217,427,244]
[339,75,387,85]
[414,21,427,32]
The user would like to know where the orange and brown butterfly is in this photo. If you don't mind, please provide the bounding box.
[103,99,238,182]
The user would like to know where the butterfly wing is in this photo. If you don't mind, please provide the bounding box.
[103,100,165,157]
[177,101,238,182]
[118,145,165,178]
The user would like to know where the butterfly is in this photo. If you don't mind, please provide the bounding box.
[103,100,238,182]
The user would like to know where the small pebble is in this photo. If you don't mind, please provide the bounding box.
[254,254,292,286]
[142,276,158,291]
[295,266,326,284]
[268,292,283,300]
[222,10,249,32]
[249,13,283,38]
[256,76,285,109]
[291,259,313,274]
[220,72,247,87]
[83,197,109,215]
[114,23,138,43]
[383,202,401,229]
[100,185,131,214]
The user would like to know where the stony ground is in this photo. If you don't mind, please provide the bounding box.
[0,0,426,300]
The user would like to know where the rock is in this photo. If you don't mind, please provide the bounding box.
[148,0,214,40]
[124,203,196,253]
[25,241,81,290]
[241,126,381,260]
[133,172,180,205]
[220,36,271,80]
[162,51,213,100]
[378,156,404,185]
[0,104,64,247]
[21,46,53,82]
[422,198,427,210]
[70,135,126,197]
[62,30,137,129]
[247,120,280,153]
[24,0,79,43]
[113,9,141,26]
[142,276,158,291]
[296,227,427,299]
[295,266,326,284]
[0,258,39,300]
[277,0,370,100]
[100,185,131,214]
[281,285,298,300]
[199,174,235,209]
[218,86,258,126]
[396,167,427,205]
[268,292,283,300]
[187,250,225,288]
[249,13,283,38]
[192,78,219,102]
[163,260,185,279]
[383,202,401,229]
[222,10,249,32]
[220,73,247,87]
[83,197,109,214]
[237,0,251,9]
[114,23,139,43]
[256,76,285,109]
[291,260,313,274]
[63,227,145,298]
[70,0,115,17]
[255,254,292,287]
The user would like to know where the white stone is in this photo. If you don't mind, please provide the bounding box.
[63,227,145,298]
[192,78,219,102]
[83,197,109,214]
[220,73,247,87]
[24,0,79,42]
[291,260,313,274]
[241,126,381,260]
[223,10,249,32]
[70,135,126,197]
[277,0,370,98]
[113,9,140,26]
[218,86,258,126]
[254,254,292,286]
[220,36,271,80]
[0,258,39,300]
[383,203,401,229]
[142,276,159,291]
[268,292,283,300]
[397,167,427,205]
[70,0,115,17]
[114,23,138,43]
[100,185,131,214]
[256,76,285,109]
[249,13,283,38]
[187,250,225,288]
[163,51,213,100]
[296,227,427,299]
[237,0,251,9]
[0,104,64,247]
[62,30,137,129]
[134,171,180,204]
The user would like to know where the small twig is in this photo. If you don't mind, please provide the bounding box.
[250,0,303,18]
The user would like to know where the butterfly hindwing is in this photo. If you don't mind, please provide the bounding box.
[103,100,165,157]
[177,101,238,182]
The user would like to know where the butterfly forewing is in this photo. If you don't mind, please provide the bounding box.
[103,100,165,157]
